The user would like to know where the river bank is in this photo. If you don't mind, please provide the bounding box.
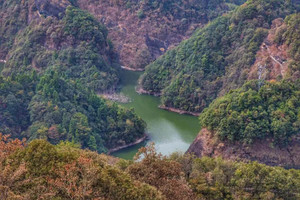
[111,69,200,159]
[108,135,148,154]
[99,93,131,103]
[135,80,200,116]
[135,85,161,97]
[121,65,144,72]
[159,105,200,117]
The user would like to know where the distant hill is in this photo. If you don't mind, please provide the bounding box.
[78,0,246,70]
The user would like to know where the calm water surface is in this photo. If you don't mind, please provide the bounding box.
[112,70,200,159]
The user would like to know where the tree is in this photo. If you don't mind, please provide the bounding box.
[127,143,195,200]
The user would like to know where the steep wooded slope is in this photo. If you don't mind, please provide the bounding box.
[2,3,118,92]
[188,80,300,168]
[140,0,300,113]
[188,12,300,168]
[0,0,146,153]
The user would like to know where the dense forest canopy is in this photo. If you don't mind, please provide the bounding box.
[198,12,300,146]
[140,0,300,113]
[0,2,146,153]
[3,6,118,92]
[0,64,146,153]
[0,0,299,154]
[199,80,300,145]
[0,0,30,59]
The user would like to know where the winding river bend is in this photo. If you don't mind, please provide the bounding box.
[112,70,200,159]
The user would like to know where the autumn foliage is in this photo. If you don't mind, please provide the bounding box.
[0,135,162,200]
[0,136,299,199]
[127,143,195,200]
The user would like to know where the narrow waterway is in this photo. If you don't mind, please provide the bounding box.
[112,70,200,159]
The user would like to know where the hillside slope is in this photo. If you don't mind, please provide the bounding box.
[1,137,300,199]
[0,0,146,153]
[187,80,300,168]
[1,2,118,92]
[139,0,300,114]
[188,12,300,168]
[78,0,246,70]
[187,128,300,169]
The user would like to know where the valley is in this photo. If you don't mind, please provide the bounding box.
[0,0,299,199]
[112,70,200,159]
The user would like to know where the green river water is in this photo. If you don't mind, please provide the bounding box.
[112,70,200,159]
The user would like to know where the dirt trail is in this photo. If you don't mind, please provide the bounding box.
[265,43,285,76]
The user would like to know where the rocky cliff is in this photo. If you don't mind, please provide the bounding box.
[187,129,300,169]
[248,19,291,81]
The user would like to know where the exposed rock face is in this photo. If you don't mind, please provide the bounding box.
[77,0,232,70]
[187,129,300,169]
[248,19,290,81]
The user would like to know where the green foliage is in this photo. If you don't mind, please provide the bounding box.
[3,6,118,92]
[1,138,300,199]
[3,139,163,199]
[22,139,63,176]
[0,6,146,153]
[0,73,37,137]
[179,155,300,200]
[64,6,108,46]
[23,70,146,152]
[0,0,29,58]
[140,0,299,113]
[199,80,300,145]
[137,9,145,19]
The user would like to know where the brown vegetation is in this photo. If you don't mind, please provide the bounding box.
[187,129,300,169]
[1,135,300,199]
[78,0,233,70]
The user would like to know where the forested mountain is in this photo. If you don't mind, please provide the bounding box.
[0,0,146,152]
[0,0,251,153]
[140,0,300,113]
[78,0,246,70]
[0,0,300,199]
[1,136,300,199]
[187,11,300,168]
[2,3,118,92]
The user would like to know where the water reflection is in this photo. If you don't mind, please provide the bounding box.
[112,70,200,159]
